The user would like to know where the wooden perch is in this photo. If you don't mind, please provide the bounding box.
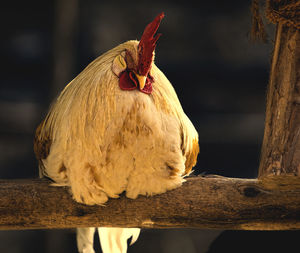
[0,177,299,231]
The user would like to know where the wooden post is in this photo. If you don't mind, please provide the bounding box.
[258,23,300,189]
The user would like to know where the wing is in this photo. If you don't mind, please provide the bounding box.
[32,42,138,199]
[180,113,199,175]
[33,120,52,177]
[150,64,199,176]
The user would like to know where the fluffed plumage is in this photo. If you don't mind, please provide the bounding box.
[34,12,199,253]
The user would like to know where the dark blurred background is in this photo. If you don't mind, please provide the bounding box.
[0,0,299,252]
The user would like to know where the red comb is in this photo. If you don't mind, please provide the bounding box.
[138,12,164,76]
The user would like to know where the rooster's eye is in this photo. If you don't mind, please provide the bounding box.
[138,45,143,55]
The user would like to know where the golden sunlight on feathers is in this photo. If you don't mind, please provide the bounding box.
[34,22,199,253]
[34,40,199,204]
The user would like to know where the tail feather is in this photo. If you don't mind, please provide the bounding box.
[129,228,140,246]
[97,227,141,253]
[77,227,96,253]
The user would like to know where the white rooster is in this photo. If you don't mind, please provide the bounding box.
[34,12,199,253]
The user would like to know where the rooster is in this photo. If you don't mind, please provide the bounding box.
[34,12,199,253]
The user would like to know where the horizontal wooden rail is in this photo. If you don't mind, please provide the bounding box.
[0,176,299,231]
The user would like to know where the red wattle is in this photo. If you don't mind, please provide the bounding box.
[119,71,153,94]
[119,71,137,91]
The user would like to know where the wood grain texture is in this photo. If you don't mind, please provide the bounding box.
[259,24,300,180]
[0,177,299,231]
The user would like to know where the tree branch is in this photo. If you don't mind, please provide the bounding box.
[0,177,299,231]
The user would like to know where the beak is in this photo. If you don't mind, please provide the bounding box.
[134,72,147,90]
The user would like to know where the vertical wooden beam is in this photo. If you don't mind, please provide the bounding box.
[52,0,79,99]
[258,23,300,188]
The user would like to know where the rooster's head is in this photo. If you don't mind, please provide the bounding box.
[112,12,164,94]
